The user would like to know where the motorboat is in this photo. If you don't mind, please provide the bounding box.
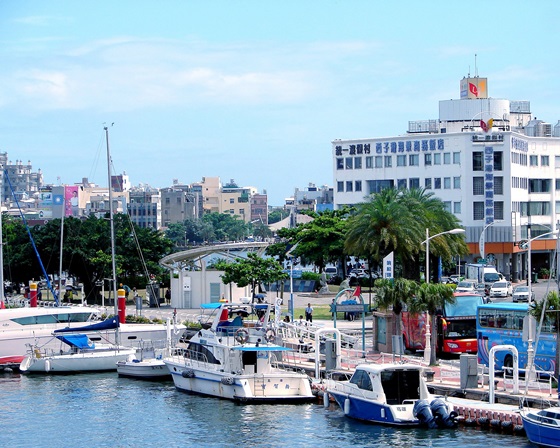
[19,317,136,373]
[325,363,458,428]
[0,305,183,367]
[163,302,315,403]
[520,406,560,447]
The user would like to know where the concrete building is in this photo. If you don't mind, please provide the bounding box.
[0,154,43,204]
[129,186,160,229]
[332,75,560,282]
[292,183,334,213]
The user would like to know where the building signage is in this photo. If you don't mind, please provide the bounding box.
[511,137,528,152]
[335,138,445,156]
[484,146,494,224]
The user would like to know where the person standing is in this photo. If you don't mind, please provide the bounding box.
[305,303,313,323]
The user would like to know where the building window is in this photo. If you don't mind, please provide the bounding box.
[346,181,353,192]
[444,153,451,164]
[453,152,460,164]
[354,157,362,169]
[384,155,392,167]
[473,177,484,195]
[530,155,538,166]
[494,201,504,220]
[473,202,484,220]
[453,202,461,214]
[397,179,407,189]
[355,181,362,192]
[365,156,373,168]
[409,178,420,189]
[409,154,419,166]
[424,153,432,166]
[444,177,451,189]
[336,158,344,170]
[434,178,441,189]
[337,181,343,192]
[375,156,383,168]
[453,176,461,189]
[494,176,503,195]
[434,153,441,165]
[529,179,551,193]
[397,155,406,166]
[230,198,234,204]
[556,179,560,190]
[473,152,483,171]
[425,178,432,189]
[443,201,451,212]
[345,157,353,169]
[556,201,560,213]
[541,155,550,166]
[494,151,503,171]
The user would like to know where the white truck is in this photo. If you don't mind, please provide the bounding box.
[465,263,503,289]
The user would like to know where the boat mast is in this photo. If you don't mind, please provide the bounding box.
[58,211,64,306]
[0,167,4,307]
[105,126,119,319]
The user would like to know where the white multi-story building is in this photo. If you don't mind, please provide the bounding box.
[332,75,560,282]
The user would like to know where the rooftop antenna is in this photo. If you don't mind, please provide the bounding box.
[475,53,478,77]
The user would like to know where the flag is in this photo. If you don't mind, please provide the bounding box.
[480,120,488,132]
[352,285,361,297]
[469,82,478,97]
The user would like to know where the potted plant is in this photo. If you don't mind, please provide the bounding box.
[539,267,550,279]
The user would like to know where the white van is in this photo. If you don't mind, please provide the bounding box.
[325,267,338,277]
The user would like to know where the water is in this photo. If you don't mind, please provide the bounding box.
[0,372,533,448]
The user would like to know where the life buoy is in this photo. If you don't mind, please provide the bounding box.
[265,329,276,342]
[235,328,249,344]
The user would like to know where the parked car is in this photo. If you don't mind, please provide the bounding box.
[512,285,534,302]
[455,280,478,293]
[489,281,513,298]
[349,268,368,279]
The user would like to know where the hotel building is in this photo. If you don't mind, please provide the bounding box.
[332,76,560,282]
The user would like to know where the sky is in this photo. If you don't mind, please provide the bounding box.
[1,1,560,206]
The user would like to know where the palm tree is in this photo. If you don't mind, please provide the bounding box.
[410,282,456,365]
[374,278,418,345]
[530,290,560,379]
[345,188,424,277]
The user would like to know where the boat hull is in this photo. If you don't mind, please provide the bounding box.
[328,390,419,426]
[521,413,560,448]
[20,348,136,373]
[164,359,314,403]
[117,358,171,380]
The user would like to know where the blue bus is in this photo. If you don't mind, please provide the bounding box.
[477,302,557,374]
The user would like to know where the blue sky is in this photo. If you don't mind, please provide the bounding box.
[1,1,559,205]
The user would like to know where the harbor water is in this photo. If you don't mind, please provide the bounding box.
[0,371,533,448]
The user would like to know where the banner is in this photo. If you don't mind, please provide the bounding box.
[383,252,394,279]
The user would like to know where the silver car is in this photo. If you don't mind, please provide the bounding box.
[489,281,513,298]
[512,285,534,302]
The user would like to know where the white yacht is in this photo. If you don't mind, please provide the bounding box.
[163,303,315,403]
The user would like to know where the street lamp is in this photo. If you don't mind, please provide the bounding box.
[479,220,502,261]
[524,228,558,381]
[422,227,465,364]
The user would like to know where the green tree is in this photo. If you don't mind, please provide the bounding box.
[374,278,418,343]
[409,282,456,365]
[215,252,287,302]
[530,290,560,378]
[268,208,289,225]
[202,212,248,242]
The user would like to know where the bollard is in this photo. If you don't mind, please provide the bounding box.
[118,288,126,324]
[30,282,38,307]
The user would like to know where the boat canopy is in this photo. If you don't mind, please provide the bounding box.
[201,303,222,309]
[54,316,119,333]
[55,334,95,349]
[231,345,291,352]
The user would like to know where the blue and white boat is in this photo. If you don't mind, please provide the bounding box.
[163,302,315,403]
[520,406,560,447]
[326,363,457,428]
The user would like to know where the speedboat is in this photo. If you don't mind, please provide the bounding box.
[19,317,136,373]
[325,363,458,428]
[0,305,184,367]
[163,302,315,403]
[520,406,560,447]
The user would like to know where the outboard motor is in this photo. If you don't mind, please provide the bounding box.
[430,398,458,428]
[413,399,437,429]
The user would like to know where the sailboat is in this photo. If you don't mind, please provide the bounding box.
[19,316,136,373]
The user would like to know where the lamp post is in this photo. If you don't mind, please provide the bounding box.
[479,220,502,261]
[525,228,558,381]
[423,228,465,364]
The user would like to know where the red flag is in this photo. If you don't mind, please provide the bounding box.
[352,285,361,297]
[469,82,478,97]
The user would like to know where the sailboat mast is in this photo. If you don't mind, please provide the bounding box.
[0,168,4,307]
[58,212,64,306]
[105,126,119,318]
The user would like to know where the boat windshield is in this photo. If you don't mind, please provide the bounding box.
[11,312,94,325]
[380,369,421,405]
